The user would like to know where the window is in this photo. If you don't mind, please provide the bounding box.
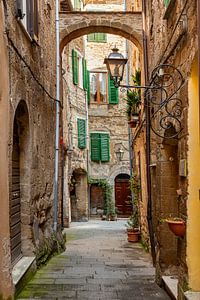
[77,119,86,149]
[87,33,107,43]
[90,133,110,162]
[72,49,84,88]
[89,73,118,105]
[16,0,39,40]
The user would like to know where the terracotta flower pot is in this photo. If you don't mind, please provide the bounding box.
[128,120,137,128]
[166,219,186,237]
[127,229,140,242]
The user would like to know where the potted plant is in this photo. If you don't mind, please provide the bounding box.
[124,70,141,128]
[165,217,186,237]
[125,173,141,242]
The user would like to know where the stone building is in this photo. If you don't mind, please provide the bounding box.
[61,0,142,222]
[0,1,60,298]
[134,1,200,299]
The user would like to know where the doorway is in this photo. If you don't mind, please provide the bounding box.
[115,174,132,217]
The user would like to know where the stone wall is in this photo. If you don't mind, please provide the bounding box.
[0,1,13,298]
[6,0,57,268]
[145,0,198,296]
[62,36,89,222]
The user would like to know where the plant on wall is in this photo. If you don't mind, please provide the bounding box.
[88,178,116,220]
[126,173,141,242]
[124,70,141,125]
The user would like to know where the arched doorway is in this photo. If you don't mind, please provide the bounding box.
[115,174,132,217]
[10,101,31,265]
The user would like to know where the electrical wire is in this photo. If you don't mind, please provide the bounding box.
[6,31,63,108]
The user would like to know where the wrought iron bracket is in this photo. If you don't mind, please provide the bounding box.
[120,64,184,139]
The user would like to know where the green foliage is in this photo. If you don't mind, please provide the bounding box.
[124,70,141,120]
[35,231,66,268]
[88,178,115,217]
[126,173,140,229]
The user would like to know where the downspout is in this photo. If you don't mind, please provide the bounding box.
[124,0,133,178]
[142,0,156,265]
[53,0,60,231]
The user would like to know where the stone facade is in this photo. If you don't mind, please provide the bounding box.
[140,0,199,298]
[62,35,89,223]
[0,0,59,297]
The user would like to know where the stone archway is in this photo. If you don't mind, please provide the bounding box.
[10,100,33,265]
[60,11,143,52]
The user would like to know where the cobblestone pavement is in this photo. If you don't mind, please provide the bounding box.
[17,219,170,300]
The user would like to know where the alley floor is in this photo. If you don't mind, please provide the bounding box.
[17,219,170,300]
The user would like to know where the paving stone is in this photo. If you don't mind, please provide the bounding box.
[17,220,170,299]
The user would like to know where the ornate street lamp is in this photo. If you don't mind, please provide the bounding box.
[104,47,127,88]
[104,48,184,139]
[115,147,124,161]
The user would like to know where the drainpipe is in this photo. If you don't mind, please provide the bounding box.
[53,0,60,232]
[124,0,133,178]
[142,0,156,265]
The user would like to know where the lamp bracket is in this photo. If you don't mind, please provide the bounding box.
[119,64,184,139]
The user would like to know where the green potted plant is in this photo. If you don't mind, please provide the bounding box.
[126,173,141,242]
[124,70,141,128]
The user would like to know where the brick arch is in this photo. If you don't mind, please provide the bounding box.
[60,12,143,52]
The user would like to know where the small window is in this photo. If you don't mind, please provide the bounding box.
[87,33,107,43]
[72,49,85,88]
[90,72,107,104]
[16,0,39,40]
[90,133,110,162]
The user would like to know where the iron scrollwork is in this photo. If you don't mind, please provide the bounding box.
[146,64,184,139]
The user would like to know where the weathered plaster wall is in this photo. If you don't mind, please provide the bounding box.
[187,55,200,291]
[0,2,13,298]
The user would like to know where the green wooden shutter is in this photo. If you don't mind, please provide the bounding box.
[87,33,106,42]
[108,76,119,104]
[72,49,78,85]
[100,133,110,162]
[77,119,86,149]
[74,0,81,10]
[82,59,87,91]
[87,70,90,104]
[164,0,169,6]
[97,33,106,42]
[91,133,100,161]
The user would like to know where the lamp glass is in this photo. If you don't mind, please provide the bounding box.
[115,147,124,161]
[104,48,127,87]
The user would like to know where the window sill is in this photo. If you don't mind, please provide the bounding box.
[163,0,175,20]
[17,19,39,45]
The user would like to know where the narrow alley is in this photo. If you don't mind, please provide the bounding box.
[17,220,170,300]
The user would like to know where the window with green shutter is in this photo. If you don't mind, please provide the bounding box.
[108,76,119,104]
[100,133,110,162]
[91,133,101,161]
[164,0,169,6]
[82,59,87,91]
[87,70,90,104]
[72,49,78,85]
[90,133,110,162]
[74,0,81,10]
[77,118,86,149]
[87,33,107,43]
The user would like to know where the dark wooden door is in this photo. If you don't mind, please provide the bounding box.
[115,179,132,216]
[10,123,22,264]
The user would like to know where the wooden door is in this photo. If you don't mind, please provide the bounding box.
[10,123,22,264]
[115,178,132,216]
